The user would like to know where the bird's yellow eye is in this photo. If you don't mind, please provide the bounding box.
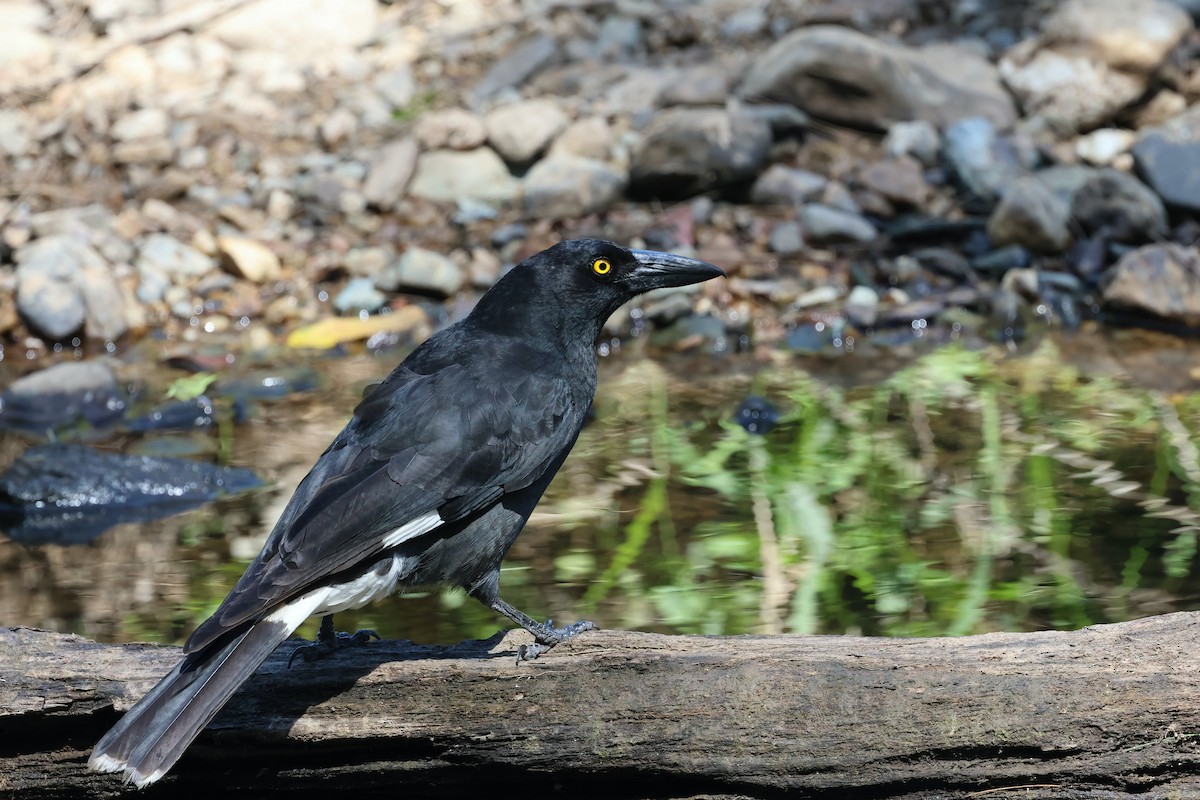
[592,258,612,276]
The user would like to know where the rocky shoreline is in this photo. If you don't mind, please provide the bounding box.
[3,0,1200,383]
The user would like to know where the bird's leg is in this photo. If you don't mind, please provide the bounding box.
[287,615,379,667]
[487,596,596,664]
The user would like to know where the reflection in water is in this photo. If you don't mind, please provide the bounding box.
[2,334,1200,647]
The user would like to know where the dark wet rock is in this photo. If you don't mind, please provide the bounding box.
[485,99,568,164]
[800,203,877,244]
[334,277,387,313]
[376,246,465,297]
[988,287,1029,344]
[885,215,988,245]
[124,395,216,432]
[739,25,1016,130]
[751,165,828,206]
[362,138,418,210]
[884,120,940,166]
[521,155,626,219]
[1066,237,1109,281]
[0,443,261,545]
[972,245,1033,275]
[214,367,320,403]
[659,64,731,107]
[1070,168,1168,241]
[768,220,805,255]
[470,35,558,104]
[987,176,1072,253]
[408,148,519,205]
[734,395,779,435]
[739,103,810,138]
[1131,105,1200,212]
[858,156,929,208]
[1102,243,1200,325]
[910,247,974,283]
[628,108,771,199]
[0,361,124,433]
[942,117,1032,203]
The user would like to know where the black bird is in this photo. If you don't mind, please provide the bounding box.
[89,238,724,787]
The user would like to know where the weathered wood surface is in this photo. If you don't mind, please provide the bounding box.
[3,615,1200,799]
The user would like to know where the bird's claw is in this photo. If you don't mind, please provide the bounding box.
[288,628,379,667]
[515,619,596,665]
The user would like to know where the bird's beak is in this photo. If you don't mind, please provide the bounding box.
[627,249,726,293]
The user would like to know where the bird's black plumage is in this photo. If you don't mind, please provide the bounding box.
[89,238,724,787]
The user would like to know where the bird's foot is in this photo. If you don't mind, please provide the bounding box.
[288,619,379,667]
[516,619,596,664]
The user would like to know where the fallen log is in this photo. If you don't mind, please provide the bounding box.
[2,614,1200,799]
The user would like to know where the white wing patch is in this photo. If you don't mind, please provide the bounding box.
[381,510,443,549]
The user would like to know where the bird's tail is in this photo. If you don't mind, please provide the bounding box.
[88,615,299,788]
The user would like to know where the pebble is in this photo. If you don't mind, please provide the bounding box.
[751,165,828,205]
[1131,105,1200,213]
[1069,167,1168,240]
[485,99,569,164]
[362,138,418,210]
[987,176,1072,253]
[408,148,520,204]
[858,156,929,208]
[800,204,877,244]
[137,233,216,279]
[217,235,282,283]
[413,108,488,151]
[629,108,771,198]
[1075,128,1135,165]
[767,220,805,254]
[470,35,557,103]
[334,277,387,313]
[521,155,626,219]
[377,246,465,297]
[549,116,615,161]
[942,117,1031,202]
[1102,244,1200,324]
[883,120,940,166]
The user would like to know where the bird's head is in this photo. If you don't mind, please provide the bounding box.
[471,239,725,338]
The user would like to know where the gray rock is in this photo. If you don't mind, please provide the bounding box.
[374,66,416,108]
[0,109,32,157]
[110,108,169,141]
[859,156,929,207]
[14,236,106,340]
[334,277,387,313]
[629,108,771,198]
[7,360,116,399]
[78,264,131,341]
[739,104,810,138]
[942,117,1031,202]
[595,15,642,56]
[208,0,378,59]
[800,204,877,244]
[739,25,1016,130]
[521,155,627,219]
[378,246,465,297]
[987,176,1072,253]
[470,35,557,104]
[363,138,418,210]
[998,0,1190,132]
[883,120,940,166]
[408,148,520,205]
[768,220,805,254]
[413,108,487,151]
[29,204,112,238]
[659,64,731,107]
[751,165,827,205]
[549,116,615,161]
[1131,105,1200,212]
[1102,244,1200,324]
[1070,167,1168,240]
[137,233,215,279]
[485,99,568,164]
[845,285,880,328]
